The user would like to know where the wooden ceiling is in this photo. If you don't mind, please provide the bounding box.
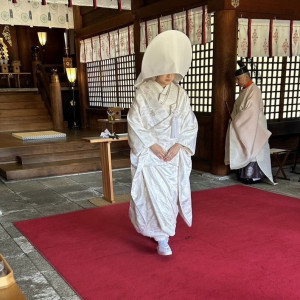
[76,0,300,39]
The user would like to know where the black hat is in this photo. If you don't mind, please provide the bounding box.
[234,60,249,77]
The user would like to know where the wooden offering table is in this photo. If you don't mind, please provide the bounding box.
[83,135,129,204]
[0,72,31,88]
[97,118,128,134]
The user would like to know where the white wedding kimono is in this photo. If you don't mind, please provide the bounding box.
[225,83,274,184]
[127,79,198,241]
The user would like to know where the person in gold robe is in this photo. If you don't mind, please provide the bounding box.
[127,30,198,256]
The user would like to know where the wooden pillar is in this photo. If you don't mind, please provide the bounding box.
[73,6,88,129]
[211,10,237,175]
[31,44,41,88]
[31,59,41,88]
[50,71,64,130]
[132,1,143,78]
[16,27,31,72]
[133,18,142,77]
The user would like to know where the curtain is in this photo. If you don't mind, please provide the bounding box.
[80,6,211,63]
[80,25,134,63]
[5,0,131,10]
[238,18,300,57]
[72,0,131,10]
[140,6,211,52]
[292,21,300,56]
[0,0,73,29]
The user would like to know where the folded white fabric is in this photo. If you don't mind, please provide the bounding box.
[100,129,112,138]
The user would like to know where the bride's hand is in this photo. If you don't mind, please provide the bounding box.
[164,143,182,162]
[150,144,166,160]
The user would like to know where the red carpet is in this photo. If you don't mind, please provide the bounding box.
[15,185,300,299]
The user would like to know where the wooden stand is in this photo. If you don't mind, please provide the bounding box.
[83,135,129,203]
[97,118,128,134]
[291,136,300,174]
[270,148,291,181]
[0,72,31,88]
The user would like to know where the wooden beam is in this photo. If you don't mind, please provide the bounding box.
[76,12,134,39]
[211,9,237,176]
[225,0,300,18]
[131,0,144,10]
[207,0,225,13]
[209,0,300,19]
[73,6,88,128]
[135,0,208,20]
[73,5,83,31]
[15,27,31,72]
[133,18,142,78]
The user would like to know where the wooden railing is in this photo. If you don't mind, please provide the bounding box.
[36,64,51,114]
[34,62,67,130]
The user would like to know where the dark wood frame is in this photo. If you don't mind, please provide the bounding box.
[73,0,300,176]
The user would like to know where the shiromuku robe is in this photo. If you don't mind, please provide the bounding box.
[127,79,198,241]
[224,83,274,184]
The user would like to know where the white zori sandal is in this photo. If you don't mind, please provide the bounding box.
[157,238,172,256]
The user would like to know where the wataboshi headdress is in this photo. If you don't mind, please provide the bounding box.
[135,30,192,87]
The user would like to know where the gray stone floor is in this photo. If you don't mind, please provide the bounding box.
[0,166,299,300]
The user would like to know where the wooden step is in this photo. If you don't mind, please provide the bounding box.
[0,141,98,162]
[17,149,103,164]
[0,115,51,125]
[0,91,52,133]
[0,139,127,162]
[0,122,53,133]
[0,128,130,181]
[0,154,130,181]
[0,92,41,102]
[0,108,49,118]
[0,101,46,109]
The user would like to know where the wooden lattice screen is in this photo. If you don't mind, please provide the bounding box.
[181,14,214,113]
[87,54,136,108]
[180,42,214,113]
[236,56,300,120]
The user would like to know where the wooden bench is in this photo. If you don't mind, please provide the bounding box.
[268,120,300,181]
[270,148,291,182]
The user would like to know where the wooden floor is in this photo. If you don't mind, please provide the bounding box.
[0,128,100,148]
[0,128,130,181]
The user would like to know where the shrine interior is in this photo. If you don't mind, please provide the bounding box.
[0,0,299,299]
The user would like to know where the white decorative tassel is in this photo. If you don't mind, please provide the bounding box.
[171,110,179,138]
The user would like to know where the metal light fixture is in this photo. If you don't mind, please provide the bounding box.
[66,67,77,84]
[66,67,79,130]
[37,32,47,63]
[37,32,47,46]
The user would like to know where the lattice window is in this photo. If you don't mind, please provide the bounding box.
[236,57,283,120]
[100,58,118,107]
[116,55,136,108]
[236,56,300,121]
[181,14,214,113]
[284,56,300,119]
[87,54,136,108]
[87,61,102,107]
